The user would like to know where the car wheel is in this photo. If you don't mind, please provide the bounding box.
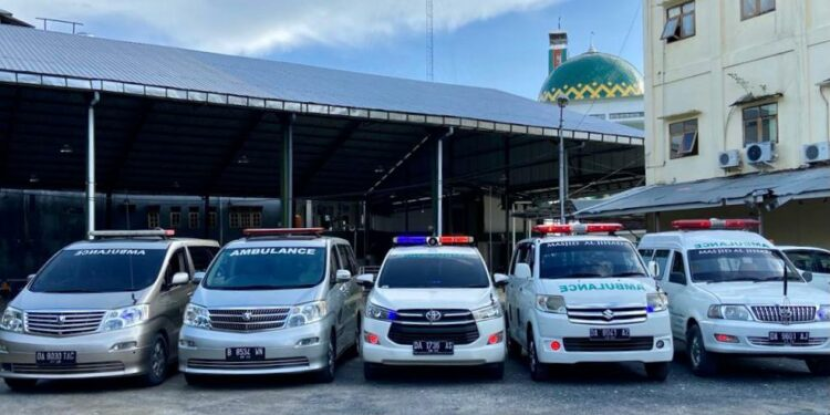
[313,334,336,383]
[363,362,383,381]
[141,335,169,387]
[806,357,830,376]
[528,332,548,382]
[4,378,38,392]
[644,362,671,382]
[686,325,718,377]
[485,362,505,380]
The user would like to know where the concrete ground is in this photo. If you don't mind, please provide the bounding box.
[1,354,827,415]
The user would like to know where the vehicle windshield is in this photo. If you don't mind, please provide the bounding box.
[204,246,325,290]
[30,248,167,293]
[378,252,490,289]
[784,250,830,274]
[688,248,802,283]
[539,240,646,279]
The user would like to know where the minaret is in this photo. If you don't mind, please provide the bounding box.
[548,30,568,74]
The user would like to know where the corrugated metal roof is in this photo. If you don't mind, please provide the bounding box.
[0,25,643,140]
[576,166,830,217]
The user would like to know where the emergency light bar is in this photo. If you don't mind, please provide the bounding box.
[393,236,475,246]
[533,223,623,235]
[89,229,175,238]
[242,228,324,237]
[671,219,759,230]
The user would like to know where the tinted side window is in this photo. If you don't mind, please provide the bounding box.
[190,246,218,272]
[336,245,358,275]
[653,250,671,280]
[510,243,528,274]
[165,249,188,286]
[669,251,687,285]
[639,249,655,260]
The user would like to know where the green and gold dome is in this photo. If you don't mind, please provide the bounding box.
[539,50,644,103]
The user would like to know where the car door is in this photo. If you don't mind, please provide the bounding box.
[506,242,529,342]
[515,243,538,349]
[787,249,830,293]
[328,243,351,355]
[158,247,193,343]
[336,243,362,348]
[660,250,690,339]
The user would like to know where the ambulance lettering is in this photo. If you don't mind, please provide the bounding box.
[559,282,645,293]
[229,248,316,256]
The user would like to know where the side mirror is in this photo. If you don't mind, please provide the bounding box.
[493,273,509,287]
[356,273,375,287]
[336,269,352,283]
[193,271,206,283]
[801,271,813,282]
[171,272,190,286]
[27,274,36,282]
[514,263,532,280]
[648,261,660,279]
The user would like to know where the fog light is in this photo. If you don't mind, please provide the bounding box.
[296,337,320,346]
[715,333,739,343]
[110,341,138,352]
[656,340,665,349]
[365,332,380,345]
[487,332,504,345]
[550,340,561,351]
[179,339,196,348]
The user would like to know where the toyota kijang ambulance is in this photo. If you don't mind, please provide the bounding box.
[359,235,508,380]
[638,219,830,377]
[505,223,673,382]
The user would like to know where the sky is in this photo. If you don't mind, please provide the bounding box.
[3,0,644,100]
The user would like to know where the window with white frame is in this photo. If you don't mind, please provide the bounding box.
[188,208,200,229]
[669,119,698,159]
[661,1,695,43]
[229,207,263,229]
[742,0,775,20]
[169,207,182,229]
[147,209,160,228]
[743,102,778,145]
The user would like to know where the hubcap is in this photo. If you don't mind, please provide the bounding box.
[152,342,165,378]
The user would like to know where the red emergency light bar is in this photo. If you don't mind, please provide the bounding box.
[89,229,175,238]
[671,219,759,231]
[533,223,624,235]
[242,228,325,237]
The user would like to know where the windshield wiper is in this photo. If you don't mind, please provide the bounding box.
[44,289,106,293]
[610,271,647,278]
[705,277,761,284]
[559,272,605,279]
[217,285,288,291]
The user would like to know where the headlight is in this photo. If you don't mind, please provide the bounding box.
[707,304,753,321]
[365,303,396,321]
[287,301,327,328]
[647,292,668,313]
[101,305,150,332]
[536,295,566,314]
[183,304,211,329]
[818,305,830,322]
[472,303,503,321]
[0,307,24,333]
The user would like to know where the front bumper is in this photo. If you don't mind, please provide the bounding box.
[178,321,331,376]
[699,319,830,356]
[534,311,674,364]
[362,317,506,366]
[0,327,153,380]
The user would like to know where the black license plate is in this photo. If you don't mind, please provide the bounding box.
[225,347,266,361]
[590,328,630,341]
[412,341,454,355]
[769,332,810,344]
[36,351,76,366]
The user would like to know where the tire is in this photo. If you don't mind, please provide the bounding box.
[644,362,671,382]
[313,334,336,383]
[686,325,718,377]
[528,331,548,382]
[484,362,505,380]
[141,334,170,387]
[806,357,830,376]
[363,362,383,381]
[4,378,38,392]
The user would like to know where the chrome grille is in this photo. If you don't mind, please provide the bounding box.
[394,309,474,325]
[748,337,828,347]
[208,308,290,332]
[566,306,647,325]
[24,311,106,336]
[188,357,309,371]
[751,306,816,323]
[5,362,125,375]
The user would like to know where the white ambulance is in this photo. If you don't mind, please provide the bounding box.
[504,223,673,382]
[638,219,830,377]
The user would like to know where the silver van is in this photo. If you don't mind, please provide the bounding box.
[0,230,219,391]
[179,228,363,384]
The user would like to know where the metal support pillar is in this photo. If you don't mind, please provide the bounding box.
[558,136,567,224]
[504,136,511,264]
[105,191,113,229]
[85,92,100,239]
[203,196,211,238]
[431,127,454,236]
[305,200,313,228]
[281,114,295,227]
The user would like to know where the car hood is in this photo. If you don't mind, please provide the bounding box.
[190,285,320,308]
[698,282,826,305]
[11,288,151,311]
[538,278,654,307]
[369,288,494,311]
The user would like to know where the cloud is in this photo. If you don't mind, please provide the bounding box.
[4,0,563,55]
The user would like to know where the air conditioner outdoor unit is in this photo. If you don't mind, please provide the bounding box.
[802,142,830,164]
[746,142,775,165]
[718,150,741,169]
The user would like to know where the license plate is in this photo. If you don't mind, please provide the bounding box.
[412,341,454,355]
[769,332,810,344]
[36,351,76,366]
[590,328,630,341]
[225,347,266,361]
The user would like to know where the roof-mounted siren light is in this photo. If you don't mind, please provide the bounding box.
[242,228,325,237]
[89,229,176,239]
[671,219,760,231]
[533,223,624,236]
[392,236,475,246]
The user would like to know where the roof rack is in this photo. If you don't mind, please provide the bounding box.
[89,229,175,239]
[242,228,325,238]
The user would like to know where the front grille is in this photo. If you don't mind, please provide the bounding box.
[395,309,474,324]
[387,322,479,345]
[24,311,106,336]
[208,308,290,333]
[187,357,309,371]
[5,362,125,375]
[566,306,647,325]
[747,337,828,347]
[751,306,817,323]
[563,337,654,352]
